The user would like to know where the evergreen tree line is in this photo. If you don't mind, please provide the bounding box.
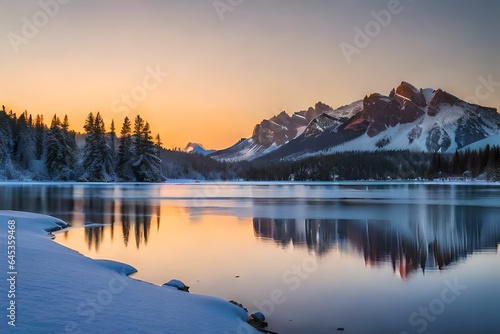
[242,148,500,181]
[159,149,240,180]
[429,145,500,181]
[0,106,57,180]
[243,151,432,181]
[0,106,164,181]
[81,112,164,182]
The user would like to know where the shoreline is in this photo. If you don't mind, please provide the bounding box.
[0,178,499,185]
[0,211,257,334]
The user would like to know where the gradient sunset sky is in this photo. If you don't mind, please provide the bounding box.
[1,0,499,149]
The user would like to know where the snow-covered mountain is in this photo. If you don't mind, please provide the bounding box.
[209,102,332,162]
[459,133,500,152]
[183,142,216,156]
[212,82,500,161]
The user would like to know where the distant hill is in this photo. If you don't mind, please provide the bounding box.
[183,142,216,156]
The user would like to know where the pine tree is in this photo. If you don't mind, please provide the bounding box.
[0,107,14,178]
[45,115,65,177]
[117,116,134,181]
[14,112,36,171]
[34,115,46,160]
[109,119,117,164]
[155,133,162,148]
[131,115,164,182]
[61,114,77,171]
[44,114,78,180]
[81,112,116,181]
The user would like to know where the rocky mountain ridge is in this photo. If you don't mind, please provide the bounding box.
[210,81,500,162]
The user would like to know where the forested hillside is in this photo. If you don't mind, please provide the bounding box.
[0,106,232,181]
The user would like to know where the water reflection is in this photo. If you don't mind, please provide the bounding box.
[253,204,500,278]
[81,187,159,250]
[1,183,499,274]
[3,183,497,334]
[0,185,76,223]
[0,185,160,251]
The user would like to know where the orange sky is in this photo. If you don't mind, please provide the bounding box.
[1,0,499,150]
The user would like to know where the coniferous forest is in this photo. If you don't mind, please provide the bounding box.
[1,105,500,182]
[0,106,232,181]
[242,147,500,181]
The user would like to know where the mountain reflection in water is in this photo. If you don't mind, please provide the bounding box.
[253,208,500,279]
[1,183,499,275]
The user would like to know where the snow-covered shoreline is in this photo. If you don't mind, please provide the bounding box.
[0,211,256,334]
[0,178,499,185]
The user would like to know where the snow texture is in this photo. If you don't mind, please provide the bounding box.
[300,104,496,159]
[183,142,216,156]
[0,211,255,334]
[459,133,500,151]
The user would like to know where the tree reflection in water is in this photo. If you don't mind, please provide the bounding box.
[0,184,160,251]
[81,187,159,250]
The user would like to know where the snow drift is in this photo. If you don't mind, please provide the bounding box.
[0,211,255,334]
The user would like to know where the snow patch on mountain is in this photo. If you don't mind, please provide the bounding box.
[183,142,216,156]
[422,88,434,103]
[301,103,495,158]
[210,138,269,162]
[295,126,307,138]
[459,133,500,151]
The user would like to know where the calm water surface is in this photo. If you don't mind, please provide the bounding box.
[1,182,499,334]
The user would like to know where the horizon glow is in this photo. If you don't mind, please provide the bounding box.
[1,0,499,150]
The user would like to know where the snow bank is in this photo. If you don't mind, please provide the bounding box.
[0,211,255,334]
[93,260,138,276]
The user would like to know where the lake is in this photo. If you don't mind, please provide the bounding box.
[1,182,499,333]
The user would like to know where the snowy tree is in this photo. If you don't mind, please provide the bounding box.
[61,114,77,170]
[45,114,78,180]
[117,116,135,181]
[109,119,117,164]
[45,116,65,177]
[131,115,164,182]
[81,112,116,181]
[34,114,46,160]
[14,112,36,171]
[0,107,14,177]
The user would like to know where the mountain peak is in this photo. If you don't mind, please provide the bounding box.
[183,142,215,156]
[394,81,427,107]
[210,82,500,162]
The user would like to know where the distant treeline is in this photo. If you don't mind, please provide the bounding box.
[159,149,239,180]
[242,147,500,181]
[429,145,500,181]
